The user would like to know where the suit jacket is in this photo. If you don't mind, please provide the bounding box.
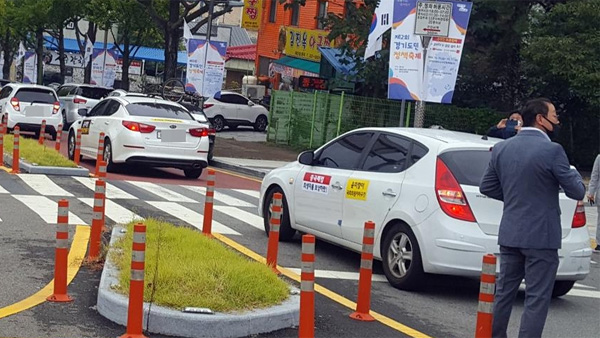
[588,154,600,199]
[479,129,585,249]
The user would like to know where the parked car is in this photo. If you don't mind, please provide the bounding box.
[0,83,61,140]
[56,84,113,127]
[67,96,210,179]
[259,128,591,296]
[203,91,269,132]
[180,102,216,162]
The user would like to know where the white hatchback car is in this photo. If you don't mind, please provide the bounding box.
[67,96,211,179]
[203,91,269,132]
[0,84,61,139]
[259,128,591,296]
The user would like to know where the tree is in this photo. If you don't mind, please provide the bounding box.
[0,0,20,79]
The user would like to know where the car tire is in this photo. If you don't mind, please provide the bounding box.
[184,168,203,179]
[61,110,68,128]
[213,115,225,132]
[67,131,81,161]
[381,223,425,290]
[103,138,117,172]
[551,280,575,298]
[262,186,296,241]
[254,115,268,132]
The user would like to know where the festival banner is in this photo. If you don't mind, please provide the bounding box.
[241,0,262,31]
[185,39,227,98]
[23,51,37,84]
[90,48,104,86]
[102,48,118,88]
[285,27,333,62]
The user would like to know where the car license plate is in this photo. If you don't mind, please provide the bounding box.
[159,130,185,142]
[24,106,46,117]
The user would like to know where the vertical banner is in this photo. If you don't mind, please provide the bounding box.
[23,51,37,84]
[241,0,263,30]
[185,39,227,98]
[90,48,104,86]
[102,49,118,88]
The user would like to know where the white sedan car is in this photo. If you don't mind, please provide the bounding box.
[67,96,211,179]
[203,91,269,132]
[259,128,591,296]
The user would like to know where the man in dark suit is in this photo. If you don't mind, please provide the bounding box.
[480,98,585,337]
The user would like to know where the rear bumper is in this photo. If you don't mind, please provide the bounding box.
[5,113,61,131]
[125,156,208,170]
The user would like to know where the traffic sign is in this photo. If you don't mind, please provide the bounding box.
[414,1,452,37]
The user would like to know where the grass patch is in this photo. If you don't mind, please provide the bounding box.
[2,134,77,168]
[111,219,290,312]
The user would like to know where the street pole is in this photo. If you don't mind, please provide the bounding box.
[201,0,215,100]
[399,99,406,127]
[102,25,108,86]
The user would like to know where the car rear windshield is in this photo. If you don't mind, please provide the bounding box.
[439,150,492,186]
[15,88,57,104]
[125,103,194,120]
[76,87,112,99]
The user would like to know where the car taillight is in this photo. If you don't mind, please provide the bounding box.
[571,200,586,228]
[189,127,208,137]
[122,120,156,133]
[435,157,476,222]
[207,128,216,136]
[10,97,20,111]
[203,103,214,109]
[73,98,87,104]
[52,101,60,114]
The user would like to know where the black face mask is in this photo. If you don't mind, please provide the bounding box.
[542,116,561,140]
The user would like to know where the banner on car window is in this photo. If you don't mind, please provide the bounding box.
[185,39,227,98]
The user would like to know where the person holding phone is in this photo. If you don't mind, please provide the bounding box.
[487,112,523,139]
[587,154,600,252]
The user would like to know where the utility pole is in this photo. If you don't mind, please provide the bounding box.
[201,0,215,98]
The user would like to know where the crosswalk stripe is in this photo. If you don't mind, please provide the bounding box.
[133,182,196,203]
[13,195,86,224]
[214,206,264,231]
[73,177,136,200]
[17,174,73,196]
[232,189,260,199]
[0,185,7,194]
[147,201,240,235]
[79,198,143,224]
[182,186,255,207]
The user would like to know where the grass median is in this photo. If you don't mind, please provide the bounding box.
[2,134,77,168]
[111,219,290,312]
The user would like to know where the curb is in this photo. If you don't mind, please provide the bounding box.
[3,153,89,177]
[210,158,267,179]
[98,226,300,338]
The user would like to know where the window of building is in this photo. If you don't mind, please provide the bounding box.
[317,1,328,29]
[291,2,300,26]
[269,0,277,23]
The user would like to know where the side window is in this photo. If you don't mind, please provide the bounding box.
[103,100,121,116]
[315,132,373,170]
[0,86,13,99]
[410,143,429,166]
[232,94,249,105]
[362,134,412,173]
[87,100,109,117]
[57,86,72,97]
[216,94,235,104]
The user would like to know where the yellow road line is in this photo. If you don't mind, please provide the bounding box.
[208,166,263,183]
[0,225,90,319]
[0,166,9,172]
[213,233,432,338]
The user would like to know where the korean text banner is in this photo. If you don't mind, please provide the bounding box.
[388,0,472,103]
[23,51,37,84]
[90,48,118,88]
[285,27,333,62]
[185,39,228,98]
[242,0,262,31]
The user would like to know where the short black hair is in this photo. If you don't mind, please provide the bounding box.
[521,98,552,127]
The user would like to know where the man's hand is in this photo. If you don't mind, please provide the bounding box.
[587,194,595,204]
[496,118,507,129]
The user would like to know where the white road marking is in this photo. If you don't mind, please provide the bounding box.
[13,195,85,224]
[18,174,73,196]
[181,186,255,207]
[0,185,8,194]
[284,268,388,283]
[147,201,240,235]
[232,189,260,199]
[134,182,196,203]
[79,198,143,224]
[213,206,264,231]
[73,177,136,199]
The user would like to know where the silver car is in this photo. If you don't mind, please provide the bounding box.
[56,84,113,127]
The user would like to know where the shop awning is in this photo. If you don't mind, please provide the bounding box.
[273,56,320,75]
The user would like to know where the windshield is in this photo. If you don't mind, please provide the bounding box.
[15,88,57,104]
[125,103,194,120]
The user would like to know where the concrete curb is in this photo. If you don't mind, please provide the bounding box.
[210,158,267,179]
[98,226,300,338]
[3,153,89,176]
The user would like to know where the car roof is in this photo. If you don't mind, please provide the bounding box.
[111,95,185,108]
[60,83,113,90]
[6,83,56,91]
[352,127,501,148]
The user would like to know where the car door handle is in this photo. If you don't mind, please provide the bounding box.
[104,121,109,125]
[331,183,343,190]
[382,190,397,197]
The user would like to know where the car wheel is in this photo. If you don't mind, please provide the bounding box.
[61,110,67,128]
[103,138,116,172]
[262,186,296,241]
[213,115,225,132]
[254,115,268,132]
[551,280,575,298]
[183,168,203,179]
[381,223,425,290]
[67,131,77,161]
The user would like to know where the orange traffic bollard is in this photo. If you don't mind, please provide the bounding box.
[98,163,107,232]
[95,132,105,176]
[74,129,82,165]
[475,254,497,338]
[299,234,315,338]
[11,126,20,174]
[97,160,107,178]
[202,169,215,236]
[38,120,46,145]
[120,223,148,338]
[266,192,283,273]
[88,179,106,261]
[47,199,73,302]
[350,221,376,321]
[55,124,63,151]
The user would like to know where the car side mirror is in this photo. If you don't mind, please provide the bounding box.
[298,150,315,165]
[248,101,255,106]
[77,108,88,117]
